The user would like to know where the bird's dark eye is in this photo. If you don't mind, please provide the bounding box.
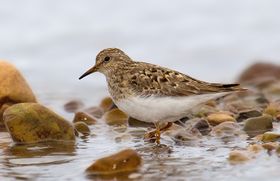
[104,56,110,62]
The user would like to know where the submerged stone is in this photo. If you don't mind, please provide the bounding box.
[228,150,250,164]
[3,103,75,143]
[0,61,36,126]
[128,117,153,127]
[103,108,128,126]
[74,122,91,136]
[73,111,97,125]
[243,115,273,137]
[86,149,142,175]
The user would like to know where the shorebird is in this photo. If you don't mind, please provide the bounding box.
[79,48,244,144]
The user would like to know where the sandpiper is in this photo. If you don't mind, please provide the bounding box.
[79,48,244,144]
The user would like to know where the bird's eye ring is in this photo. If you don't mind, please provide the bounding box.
[104,56,110,62]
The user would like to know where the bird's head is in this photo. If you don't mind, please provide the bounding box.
[79,48,132,79]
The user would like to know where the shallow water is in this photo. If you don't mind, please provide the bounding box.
[1,1,280,180]
[1,93,280,181]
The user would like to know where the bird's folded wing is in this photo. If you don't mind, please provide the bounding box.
[128,62,243,97]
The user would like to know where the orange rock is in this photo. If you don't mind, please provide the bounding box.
[207,112,236,126]
[228,150,250,164]
[0,61,36,126]
[86,149,142,175]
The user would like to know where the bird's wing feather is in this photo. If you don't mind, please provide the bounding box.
[127,62,243,97]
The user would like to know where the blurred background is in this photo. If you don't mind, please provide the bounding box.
[1,0,280,102]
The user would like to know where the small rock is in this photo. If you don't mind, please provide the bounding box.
[191,119,211,135]
[236,110,262,122]
[262,142,279,151]
[3,103,75,143]
[64,100,84,113]
[228,150,250,164]
[264,103,280,118]
[86,149,142,175]
[276,114,280,121]
[84,106,104,119]
[73,112,97,125]
[238,62,280,83]
[128,117,153,127]
[99,97,116,112]
[103,108,128,126]
[261,132,280,143]
[0,61,37,126]
[74,122,91,136]
[210,121,241,137]
[243,115,273,137]
[207,112,236,126]
[247,144,263,153]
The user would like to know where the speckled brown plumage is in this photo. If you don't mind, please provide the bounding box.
[85,48,243,100]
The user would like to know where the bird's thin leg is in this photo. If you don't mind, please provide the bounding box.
[154,122,161,145]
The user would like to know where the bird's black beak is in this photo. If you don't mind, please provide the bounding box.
[79,65,98,80]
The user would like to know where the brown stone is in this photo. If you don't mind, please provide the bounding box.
[64,100,84,113]
[0,61,36,126]
[228,150,250,164]
[86,149,142,175]
[103,108,128,126]
[74,122,91,136]
[261,132,280,143]
[3,103,75,143]
[210,121,241,137]
[207,112,236,126]
[264,103,280,118]
[236,109,262,122]
[73,112,97,125]
[99,97,116,112]
[244,115,273,137]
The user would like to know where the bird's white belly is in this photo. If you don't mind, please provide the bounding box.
[114,93,227,123]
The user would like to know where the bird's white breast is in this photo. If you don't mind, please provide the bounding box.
[114,92,228,123]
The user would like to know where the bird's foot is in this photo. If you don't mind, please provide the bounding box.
[144,122,173,144]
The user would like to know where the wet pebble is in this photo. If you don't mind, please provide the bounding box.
[228,150,250,164]
[243,115,273,137]
[210,121,241,137]
[103,108,128,126]
[99,97,116,112]
[64,100,84,113]
[207,112,236,126]
[184,118,211,135]
[74,122,91,136]
[264,103,280,118]
[261,132,280,143]
[3,103,75,143]
[86,149,142,175]
[236,109,262,122]
[73,111,97,125]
